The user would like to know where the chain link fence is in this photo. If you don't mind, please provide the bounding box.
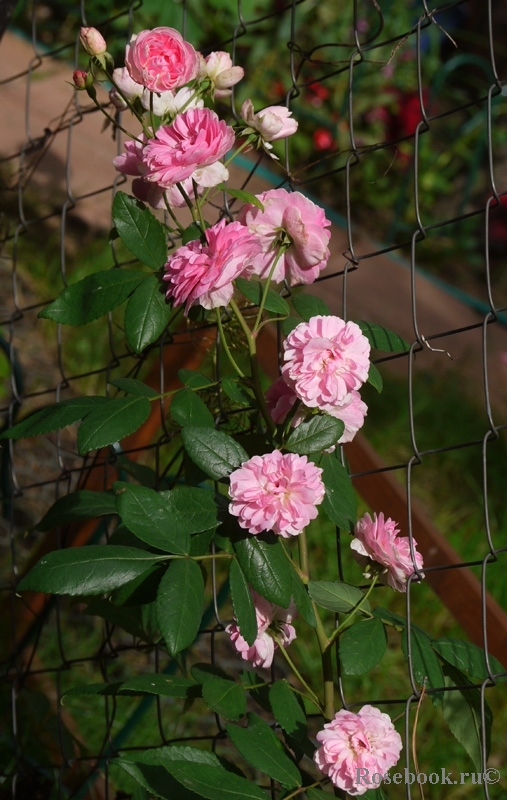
[1,0,506,797]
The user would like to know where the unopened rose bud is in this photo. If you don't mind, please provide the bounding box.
[72,69,89,90]
[79,26,107,56]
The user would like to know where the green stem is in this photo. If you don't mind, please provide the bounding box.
[272,633,323,713]
[252,248,285,333]
[325,576,379,651]
[215,309,245,379]
[176,182,198,223]
[298,530,309,581]
[283,782,323,800]
[229,298,276,436]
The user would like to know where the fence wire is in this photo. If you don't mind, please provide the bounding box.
[1,0,507,798]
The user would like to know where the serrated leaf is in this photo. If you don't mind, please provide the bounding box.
[178,369,214,389]
[17,545,163,596]
[402,627,444,703]
[339,618,387,675]
[229,559,257,646]
[165,761,268,800]
[269,681,307,745]
[156,558,204,655]
[110,378,159,398]
[235,277,290,315]
[115,484,191,554]
[221,379,254,407]
[171,389,214,428]
[77,395,151,454]
[64,675,197,699]
[291,294,330,320]
[202,677,246,720]
[113,191,168,270]
[113,758,203,800]
[234,534,294,608]
[367,362,383,392]
[285,415,343,454]
[124,275,173,353]
[432,638,506,680]
[34,490,116,531]
[181,221,210,245]
[226,712,301,789]
[308,580,370,615]
[39,269,146,325]
[442,663,492,770]
[290,569,316,627]
[320,453,356,529]
[182,426,248,479]
[191,663,231,684]
[356,320,409,352]
[1,397,107,439]
[218,185,264,210]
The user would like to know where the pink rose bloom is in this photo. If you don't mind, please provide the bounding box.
[265,377,303,426]
[351,512,424,592]
[282,316,371,410]
[238,189,331,285]
[202,51,244,98]
[228,450,325,537]
[163,219,261,313]
[327,390,368,444]
[141,107,235,189]
[125,27,200,92]
[226,589,296,669]
[241,99,298,142]
[314,705,402,796]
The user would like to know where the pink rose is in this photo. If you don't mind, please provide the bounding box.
[282,316,371,410]
[72,70,88,90]
[226,589,296,669]
[109,67,144,110]
[203,51,244,98]
[314,705,402,795]
[228,450,325,537]
[163,219,261,313]
[141,107,235,188]
[241,99,298,142]
[327,390,368,444]
[79,26,107,56]
[351,512,424,592]
[125,27,200,92]
[238,189,331,284]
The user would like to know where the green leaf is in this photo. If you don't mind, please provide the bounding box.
[38,269,146,325]
[171,389,215,428]
[235,277,290,315]
[402,627,444,703]
[181,426,248,479]
[1,397,107,439]
[281,316,301,336]
[308,580,370,615]
[320,453,356,529]
[113,756,204,800]
[217,185,265,210]
[285,415,343,454]
[432,638,506,680]
[17,545,163,596]
[178,369,214,390]
[202,677,246,720]
[124,275,173,353]
[191,663,231,684]
[181,221,210,245]
[113,191,168,270]
[110,378,159,398]
[226,713,301,789]
[84,598,157,642]
[77,396,151,453]
[34,490,116,531]
[367,362,383,392]
[221,379,254,407]
[356,320,409,353]
[156,558,204,655]
[442,664,492,770]
[291,294,330,320]
[164,761,268,800]
[115,484,191,554]
[234,534,294,608]
[268,680,308,746]
[290,569,316,627]
[64,675,198,699]
[229,559,257,646]
[339,618,387,675]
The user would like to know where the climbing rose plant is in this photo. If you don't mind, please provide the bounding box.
[5,22,498,800]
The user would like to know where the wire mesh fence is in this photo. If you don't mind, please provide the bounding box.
[1,0,507,798]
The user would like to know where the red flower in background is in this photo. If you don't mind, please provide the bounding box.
[313,128,334,151]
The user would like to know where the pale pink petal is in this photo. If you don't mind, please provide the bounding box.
[351,512,424,592]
